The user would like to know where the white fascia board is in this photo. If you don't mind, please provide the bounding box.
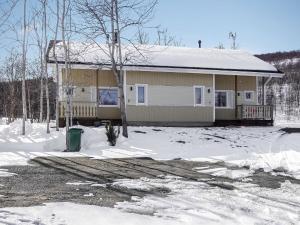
[49,62,284,78]
[52,63,112,70]
[124,66,284,78]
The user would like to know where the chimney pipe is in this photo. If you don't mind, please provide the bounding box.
[198,40,201,48]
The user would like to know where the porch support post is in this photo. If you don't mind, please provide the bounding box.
[235,75,238,119]
[262,77,265,106]
[213,74,215,122]
[96,69,99,118]
[263,76,272,105]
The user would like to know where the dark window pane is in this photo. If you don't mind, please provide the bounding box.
[138,86,145,103]
[215,92,227,107]
[195,88,202,104]
[99,89,118,105]
[245,92,252,99]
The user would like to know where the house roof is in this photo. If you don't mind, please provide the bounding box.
[47,41,283,77]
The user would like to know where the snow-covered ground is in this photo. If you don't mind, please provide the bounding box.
[1,177,299,225]
[0,118,300,224]
[0,119,300,178]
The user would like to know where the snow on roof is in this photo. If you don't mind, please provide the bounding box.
[47,41,282,76]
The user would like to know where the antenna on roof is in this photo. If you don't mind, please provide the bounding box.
[198,40,201,48]
[229,32,237,49]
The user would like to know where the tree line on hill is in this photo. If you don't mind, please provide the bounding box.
[256,50,300,120]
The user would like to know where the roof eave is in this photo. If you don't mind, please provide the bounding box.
[47,60,284,78]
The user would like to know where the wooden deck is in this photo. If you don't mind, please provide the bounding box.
[237,105,273,120]
[59,102,274,127]
[59,101,97,118]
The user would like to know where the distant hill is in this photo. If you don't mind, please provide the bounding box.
[256,50,300,69]
[256,50,300,62]
[256,50,300,120]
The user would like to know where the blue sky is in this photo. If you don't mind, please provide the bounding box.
[149,0,300,53]
[0,0,299,61]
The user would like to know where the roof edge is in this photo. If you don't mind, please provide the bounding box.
[47,59,284,76]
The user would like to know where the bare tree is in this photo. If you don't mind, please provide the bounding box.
[75,0,157,137]
[21,0,27,135]
[53,0,60,131]
[41,0,50,133]
[61,0,73,139]
[215,43,225,49]
[0,0,18,39]
[33,15,45,123]
[155,27,182,46]
[136,27,149,45]
[0,51,22,122]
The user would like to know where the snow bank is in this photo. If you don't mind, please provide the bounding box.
[0,202,180,225]
[1,121,300,178]
[238,150,300,178]
[195,167,254,179]
[114,177,300,225]
[0,120,108,152]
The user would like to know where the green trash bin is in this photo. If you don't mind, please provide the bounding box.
[67,128,84,152]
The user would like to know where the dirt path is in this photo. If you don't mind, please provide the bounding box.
[0,157,299,208]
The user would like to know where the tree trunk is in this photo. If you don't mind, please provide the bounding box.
[45,74,50,133]
[39,71,44,122]
[21,0,27,135]
[62,0,71,150]
[54,0,60,131]
[43,0,50,134]
[114,0,128,137]
[118,82,128,137]
[27,82,32,123]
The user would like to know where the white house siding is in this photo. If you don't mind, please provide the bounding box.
[126,71,214,124]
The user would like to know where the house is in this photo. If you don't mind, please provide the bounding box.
[46,41,283,127]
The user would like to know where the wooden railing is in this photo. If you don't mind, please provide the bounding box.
[59,101,97,118]
[237,105,273,120]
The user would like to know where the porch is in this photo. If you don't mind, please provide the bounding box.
[58,101,274,127]
[237,105,273,121]
[215,105,273,126]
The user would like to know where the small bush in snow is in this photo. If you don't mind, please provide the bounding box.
[105,123,120,146]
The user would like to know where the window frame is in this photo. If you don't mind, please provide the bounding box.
[98,87,119,107]
[135,84,148,106]
[215,90,230,108]
[244,90,255,102]
[193,85,205,107]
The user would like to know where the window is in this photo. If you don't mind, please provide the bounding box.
[136,84,148,105]
[99,88,118,106]
[215,91,227,107]
[194,86,205,106]
[244,91,254,101]
[215,90,235,108]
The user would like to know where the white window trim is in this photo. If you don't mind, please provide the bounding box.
[215,90,232,109]
[193,85,205,107]
[135,84,148,106]
[244,90,255,102]
[98,86,119,107]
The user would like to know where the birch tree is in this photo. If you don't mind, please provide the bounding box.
[41,0,50,133]
[76,0,157,137]
[53,0,60,131]
[33,16,44,123]
[21,0,27,135]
